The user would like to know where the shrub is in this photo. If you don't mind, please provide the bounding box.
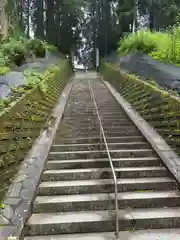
[24,69,44,89]
[2,40,26,66]
[27,39,46,57]
[45,43,57,52]
[118,24,180,65]
[0,66,11,75]
[118,30,158,55]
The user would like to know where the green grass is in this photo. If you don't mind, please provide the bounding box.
[118,24,180,65]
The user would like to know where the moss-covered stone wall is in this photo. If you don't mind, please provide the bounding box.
[101,62,180,155]
[0,60,72,198]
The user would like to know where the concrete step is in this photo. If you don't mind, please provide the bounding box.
[62,120,134,126]
[46,157,161,170]
[56,126,137,133]
[48,149,156,160]
[38,177,176,195]
[26,207,180,235]
[60,122,135,128]
[51,142,150,151]
[34,191,180,213]
[64,112,126,117]
[53,136,145,144]
[42,166,168,181]
[24,229,180,240]
[55,129,141,138]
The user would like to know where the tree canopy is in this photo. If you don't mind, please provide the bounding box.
[1,0,180,65]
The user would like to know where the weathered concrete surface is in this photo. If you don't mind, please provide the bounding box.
[24,229,180,240]
[0,82,72,239]
[25,72,180,238]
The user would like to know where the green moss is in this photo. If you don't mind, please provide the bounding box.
[0,60,72,199]
[101,62,180,157]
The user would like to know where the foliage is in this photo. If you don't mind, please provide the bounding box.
[0,203,5,209]
[45,43,58,52]
[0,36,50,74]
[27,39,46,57]
[0,67,11,75]
[2,39,26,66]
[118,30,158,54]
[118,24,180,65]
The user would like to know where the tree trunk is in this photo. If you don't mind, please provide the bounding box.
[27,0,30,37]
[55,0,61,47]
[149,3,154,31]
[35,0,44,39]
[46,0,55,44]
[0,0,9,39]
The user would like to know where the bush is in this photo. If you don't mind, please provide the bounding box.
[0,67,11,75]
[27,39,46,57]
[118,30,158,55]
[45,43,58,52]
[2,40,26,66]
[118,26,180,65]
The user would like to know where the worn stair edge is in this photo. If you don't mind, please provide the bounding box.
[33,190,180,213]
[45,157,162,169]
[0,83,72,239]
[42,166,168,181]
[26,208,180,235]
[24,229,180,240]
[104,80,180,188]
[38,177,176,195]
[48,149,156,160]
[54,136,146,144]
[51,142,150,151]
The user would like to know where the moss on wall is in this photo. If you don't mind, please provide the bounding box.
[101,62,180,155]
[0,60,72,198]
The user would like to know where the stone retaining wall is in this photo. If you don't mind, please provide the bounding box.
[0,60,72,199]
[101,62,180,157]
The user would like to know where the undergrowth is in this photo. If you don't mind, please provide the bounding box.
[118,22,180,65]
[0,36,49,74]
[0,63,64,111]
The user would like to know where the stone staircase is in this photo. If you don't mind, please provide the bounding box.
[25,73,180,239]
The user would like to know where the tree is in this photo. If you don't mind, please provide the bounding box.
[35,0,44,39]
[0,0,9,39]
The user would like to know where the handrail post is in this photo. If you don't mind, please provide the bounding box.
[88,80,120,240]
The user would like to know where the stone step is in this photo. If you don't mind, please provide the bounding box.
[54,134,145,144]
[42,166,168,181]
[57,126,139,133]
[60,122,135,128]
[46,157,161,170]
[51,142,150,151]
[38,177,176,195]
[64,112,126,117]
[62,117,130,122]
[62,120,134,126]
[56,125,136,132]
[34,190,180,213]
[26,207,180,235]
[24,229,180,240]
[63,116,128,120]
[48,149,156,160]
[55,129,141,137]
[54,136,145,144]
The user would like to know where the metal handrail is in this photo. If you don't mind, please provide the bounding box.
[88,80,120,240]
